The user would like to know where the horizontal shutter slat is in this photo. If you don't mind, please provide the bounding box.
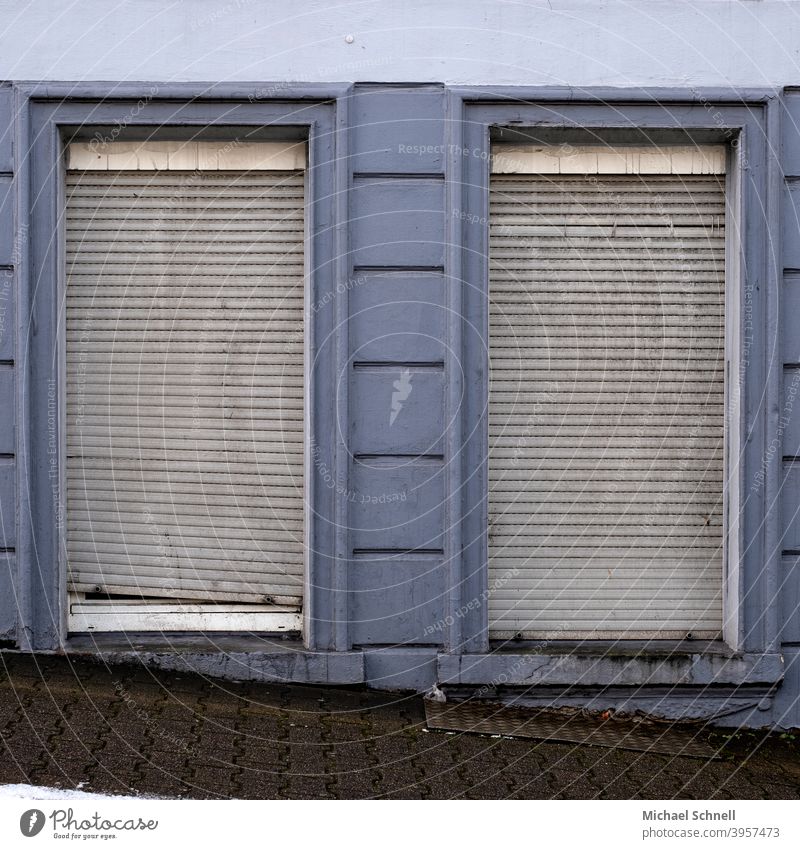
[488,169,725,639]
[66,169,305,607]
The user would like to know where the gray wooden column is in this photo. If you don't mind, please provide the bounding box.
[0,84,16,641]
[777,88,800,727]
[345,84,449,649]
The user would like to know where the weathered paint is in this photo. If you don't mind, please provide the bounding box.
[0,79,797,729]
[64,166,307,609]
[65,140,306,171]
[1,1,799,88]
[67,602,303,634]
[437,649,784,688]
[63,634,365,685]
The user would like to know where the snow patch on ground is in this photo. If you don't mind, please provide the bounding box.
[0,784,162,800]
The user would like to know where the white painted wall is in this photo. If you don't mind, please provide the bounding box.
[0,0,799,87]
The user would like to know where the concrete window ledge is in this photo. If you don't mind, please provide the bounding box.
[51,637,785,691]
[63,636,365,686]
[437,646,784,688]
[53,634,784,692]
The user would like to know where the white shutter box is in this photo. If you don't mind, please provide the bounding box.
[488,146,726,640]
[65,157,306,608]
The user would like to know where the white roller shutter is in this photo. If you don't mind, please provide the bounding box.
[488,146,726,640]
[65,155,305,607]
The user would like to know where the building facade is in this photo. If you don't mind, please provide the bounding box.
[1,1,800,728]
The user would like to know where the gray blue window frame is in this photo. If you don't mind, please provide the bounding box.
[16,84,349,651]
[444,90,784,684]
[7,82,786,694]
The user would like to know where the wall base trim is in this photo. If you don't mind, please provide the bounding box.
[3,642,794,727]
[438,649,785,688]
[62,635,365,685]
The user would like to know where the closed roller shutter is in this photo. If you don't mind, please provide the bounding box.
[66,166,305,606]
[488,152,726,639]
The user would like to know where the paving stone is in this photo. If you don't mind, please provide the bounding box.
[235,713,289,739]
[330,741,379,773]
[284,744,329,774]
[457,776,518,799]
[0,731,53,764]
[282,774,331,799]
[234,743,289,771]
[184,766,240,799]
[372,764,426,798]
[138,749,191,773]
[190,739,238,767]
[0,751,35,785]
[0,700,23,728]
[0,654,799,799]
[379,788,428,799]
[322,719,367,743]
[232,769,287,799]
[97,766,182,798]
[330,767,381,798]
[507,779,558,798]
[28,754,91,788]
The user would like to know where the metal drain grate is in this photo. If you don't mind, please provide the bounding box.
[425,699,721,759]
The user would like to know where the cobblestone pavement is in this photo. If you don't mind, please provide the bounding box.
[1,654,798,799]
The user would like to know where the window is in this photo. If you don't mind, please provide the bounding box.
[487,144,727,640]
[64,140,306,632]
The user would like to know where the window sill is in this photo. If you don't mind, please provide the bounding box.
[62,634,364,685]
[438,645,784,687]
[489,639,734,656]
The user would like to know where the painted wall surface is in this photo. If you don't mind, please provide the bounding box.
[0,83,14,643]
[0,1,799,87]
[0,3,799,728]
[778,90,800,730]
